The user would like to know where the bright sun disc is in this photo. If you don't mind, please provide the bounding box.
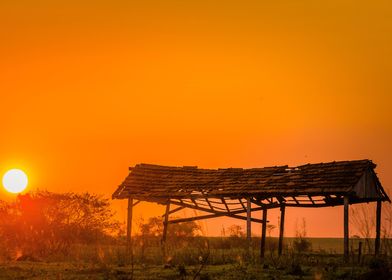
[2,169,28,194]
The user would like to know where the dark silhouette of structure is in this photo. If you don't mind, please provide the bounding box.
[112,159,389,261]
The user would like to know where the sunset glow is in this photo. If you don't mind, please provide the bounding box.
[0,1,392,277]
[0,0,391,238]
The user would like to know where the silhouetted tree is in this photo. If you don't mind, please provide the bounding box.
[293,218,312,253]
[137,216,200,239]
[0,190,119,258]
[350,204,375,253]
[227,224,244,238]
[351,200,392,255]
[135,216,201,259]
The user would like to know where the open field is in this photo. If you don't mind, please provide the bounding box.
[0,255,387,280]
[0,237,390,279]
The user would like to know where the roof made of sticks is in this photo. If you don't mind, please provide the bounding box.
[112,159,389,206]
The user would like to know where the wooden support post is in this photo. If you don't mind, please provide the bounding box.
[260,208,267,261]
[278,204,285,256]
[358,242,362,264]
[246,197,252,256]
[375,200,382,255]
[162,202,170,261]
[126,197,134,264]
[344,196,349,261]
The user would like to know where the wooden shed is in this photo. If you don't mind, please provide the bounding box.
[112,159,389,260]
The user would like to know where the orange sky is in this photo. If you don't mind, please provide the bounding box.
[0,0,391,237]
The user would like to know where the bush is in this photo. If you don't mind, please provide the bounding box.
[0,191,120,259]
[368,257,389,270]
[293,218,312,253]
[293,238,312,253]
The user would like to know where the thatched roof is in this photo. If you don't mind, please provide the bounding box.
[113,160,389,206]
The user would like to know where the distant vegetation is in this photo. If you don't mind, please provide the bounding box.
[0,191,120,260]
[1,191,392,279]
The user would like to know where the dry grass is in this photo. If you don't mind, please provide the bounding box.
[0,238,389,279]
[0,256,381,280]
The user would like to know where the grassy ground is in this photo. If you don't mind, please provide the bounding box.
[0,238,387,279]
[1,250,385,280]
[0,260,370,280]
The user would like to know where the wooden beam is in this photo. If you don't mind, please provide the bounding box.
[221,198,231,212]
[133,192,356,203]
[161,206,184,217]
[344,196,349,261]
[308,195,316,205]
[205,198,214,211]
[283,203,341,208]
[375,200,382,255]
[126,198,133,264]
[250,197,280,209]
[133,200,140,207]
[168,213,264,224]
[282,197,384,208]
[260,208,267,261]
[162,202,170,261]
[168,199,264,216]
[191,198,199,207]
[246,197,252,256]
[278,204,285,256]
[292,196,299,205]
[238,198,247,211]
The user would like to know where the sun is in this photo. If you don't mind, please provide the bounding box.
[2,169,28,194]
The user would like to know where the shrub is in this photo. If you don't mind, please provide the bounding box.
[0,191,119,258]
